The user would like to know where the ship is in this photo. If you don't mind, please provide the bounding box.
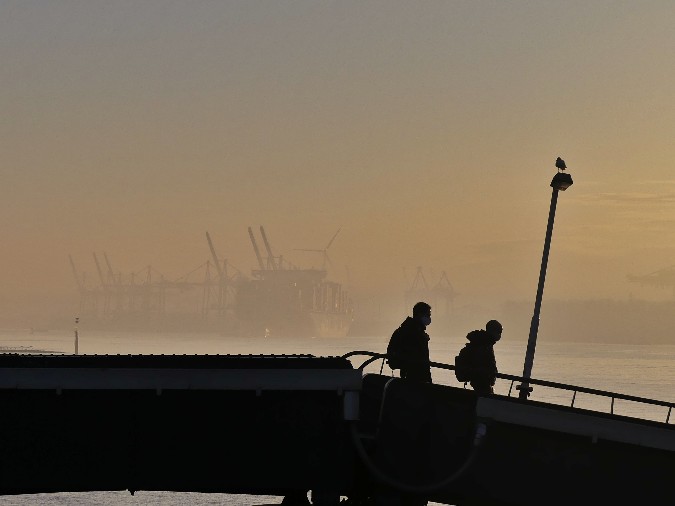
[233,226,353,338]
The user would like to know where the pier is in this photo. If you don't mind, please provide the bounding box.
[0,352,673,505]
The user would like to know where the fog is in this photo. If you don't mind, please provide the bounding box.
[3,2,675,343]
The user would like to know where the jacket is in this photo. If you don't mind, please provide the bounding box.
[463,329,499,388]
[387,317,432,383]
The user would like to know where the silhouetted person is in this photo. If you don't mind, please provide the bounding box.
[387,301,432,383]
[459,319,502,395]
[383,303,433,506]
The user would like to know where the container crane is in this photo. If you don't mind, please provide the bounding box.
[627,265,675,297]
[248,226,266,273]
[68,254,84,295]
[259,226,278,271]
[205,231,227,315]
[205,232,224,279]
[92,252,111,316]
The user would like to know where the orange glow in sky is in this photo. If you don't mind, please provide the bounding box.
[3,2,675,334]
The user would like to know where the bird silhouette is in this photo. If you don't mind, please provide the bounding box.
[555,157,567,171]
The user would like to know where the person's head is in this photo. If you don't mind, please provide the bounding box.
[412,301,432,326]
[486,319,503,341]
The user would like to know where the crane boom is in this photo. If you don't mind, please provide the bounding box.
[92,253,107,288]
[411,266,428,290]
[103,252,116,284]
[259,226,277,270]
[248,226,266,272]
[69,254,84,293]
[205,232,224,277]
[325,227,341,250]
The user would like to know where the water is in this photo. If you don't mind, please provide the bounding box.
[0,328,673,505]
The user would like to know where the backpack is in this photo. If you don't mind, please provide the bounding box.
[386,328,403,370]
[454,344,474,382]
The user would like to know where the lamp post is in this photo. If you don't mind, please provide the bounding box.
[74,316,79,355]
[517,158,573,400]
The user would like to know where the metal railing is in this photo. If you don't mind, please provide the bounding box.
[341,350,674,425]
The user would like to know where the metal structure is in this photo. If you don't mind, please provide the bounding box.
[404,267,457,318]
[68,227,350,336]
[235,226,353,338]
[69,234,244,331]
[627,265,675,297]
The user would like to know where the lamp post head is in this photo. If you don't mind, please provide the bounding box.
[551,157,573,191]
[551,172,573,191]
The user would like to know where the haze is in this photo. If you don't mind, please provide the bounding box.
[3,1,675,342]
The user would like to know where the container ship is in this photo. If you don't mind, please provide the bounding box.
[234,226,353,338]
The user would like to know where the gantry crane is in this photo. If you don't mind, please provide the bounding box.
[404,267,458,318]
[259,225,278,271]
[248,226,266,272]
[205,231,229,316]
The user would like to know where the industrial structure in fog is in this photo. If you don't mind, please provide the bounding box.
[68,239,243,332]
[68,227,352,337]
[403,266,458,336]
[234,226,352,338]
[627,265,675,297]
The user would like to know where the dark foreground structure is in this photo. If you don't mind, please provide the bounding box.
[0,352,673,505]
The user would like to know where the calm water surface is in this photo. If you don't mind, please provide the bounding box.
[0,329,673,505]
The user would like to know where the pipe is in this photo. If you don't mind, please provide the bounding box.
[348,420,486,494]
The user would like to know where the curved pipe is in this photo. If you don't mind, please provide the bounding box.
[341,351,387,371]
[349,420,487,495]
[357,355,384,370]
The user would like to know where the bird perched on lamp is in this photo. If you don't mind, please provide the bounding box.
[555,157,567,172]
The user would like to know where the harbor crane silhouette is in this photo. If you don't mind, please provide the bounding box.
[627,264,675,297]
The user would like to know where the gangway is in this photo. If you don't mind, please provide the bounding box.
[0,351,672,505]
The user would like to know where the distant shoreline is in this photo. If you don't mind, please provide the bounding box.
[3,296,675,345]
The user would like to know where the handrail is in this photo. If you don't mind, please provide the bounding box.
[341,350,675,424]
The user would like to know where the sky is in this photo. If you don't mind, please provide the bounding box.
[3,1,675,331]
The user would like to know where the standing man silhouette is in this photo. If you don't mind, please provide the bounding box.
[387,301,432,383]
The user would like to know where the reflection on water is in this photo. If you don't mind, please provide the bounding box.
[1,328,673,410]
[0,491,285,506]
[1,328,673,414]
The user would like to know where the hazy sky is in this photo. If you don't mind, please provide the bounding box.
[3,1,675,325]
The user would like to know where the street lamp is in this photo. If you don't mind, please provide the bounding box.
[517,157,573,400]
